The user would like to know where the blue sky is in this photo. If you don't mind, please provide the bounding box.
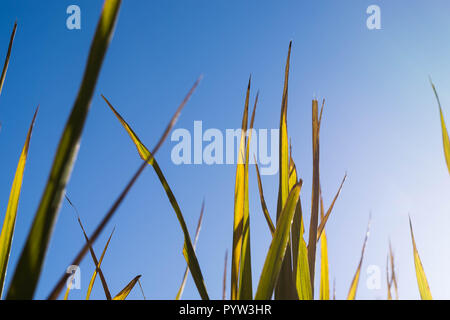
[1,0,450,300]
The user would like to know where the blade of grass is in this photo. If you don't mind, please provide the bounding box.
[289,158,301,283]
[409,217,432,300]
[389,241,398,300]
[275,41,296,300]
[86,227,115,300]
[347,216,371,300]
[319,186,329,300]
[430,79,450,174]
[137,278,146,300]
[176,200,205,300]
[255,181,302,300]
[296,210,312,300]
[102,86,209,300]
[113,275,141,300]
[0,107,38,298]
[307,99,320,295]
[0,21,17,99]
[46,77,200,300]
[6,0,122,300]
[223,250,228,300]
[254,159,275,235]
[77,216,112,300]
[386,255,392,300]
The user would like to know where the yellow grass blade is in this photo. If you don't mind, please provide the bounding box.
[102,94,209,300]
[319,187,329,300]
[307,99,321,294]
[316,174,346,242]
[289,159,301,281]
[389,241,398,300]
[47,77,199,301]
[430,80,450,174]
[176,200,205,300]
[296,213,312,300]
[7,0,122,300]
[113,275,141,300]
[409,217,432,300]
[0,21,17,98]
[86,227,115,300]
[386,255,392,300]
[77,217,112,300]
[255,160,275,235]
[231,77,250,300]
[0,107,37,298]
[275,41,296,300]
[347,217,371,300]
[255,181,302,300]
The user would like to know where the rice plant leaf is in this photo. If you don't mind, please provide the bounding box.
[296,212,312,300]
[176,200,205,300]
[307,99,320,294]
[113,275,141,300]
[46,77,200,301]
[255,181,302,300]
[0,21,17,99]
[86,227,115,300]
[316,174,346,242]
[275,41,296,300]
[319,187,329,300]
[77,217,112,300]
[238,91,258,300]
[6,0,122,300]
[0,107,38,298]
[102,94,209,300]
[230,77,250,300]
[255,160,275,235]
[430,80,450,174]
[347,217,371,300]
[409,217,432,300]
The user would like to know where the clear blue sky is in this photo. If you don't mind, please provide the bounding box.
[1,0,450,300]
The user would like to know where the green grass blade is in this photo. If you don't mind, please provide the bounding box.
[255,181,302,300]
[103,94,209,300]
[255,160,275,235]
[296,212,312,300]
[6,0,122,300]
[409,217,432,300]
[347,217,371,300]
[430,80,450,174]
[46,77,199,301]
[0,107,37,298]
[0,21,17,99]
[176,200,205,300]
[86,227,115,300]
[113,275,141,300]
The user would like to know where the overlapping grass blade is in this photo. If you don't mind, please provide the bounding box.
[319,187,329,300]
[430,80,450,174]
[255,181,302,300]
[289,159,301,281]
[296,211,312,300]
[0,107,37,298]
[176,200,205,300]
[102,89,209,300]
[275,41,296,300]
[113,275,141,300]
[409,217,432,300]
[0,21,17,99]
[77,217,112,300]
[231,77,250,300]
[86,227,115,300]
[255,160,275,235]
[347,217,371,300]
[47,77,201,300]
[7,0,122,300]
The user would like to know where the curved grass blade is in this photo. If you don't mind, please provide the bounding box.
[0,21,17,99]
[7,0,122,300]
[231,77,250,300]
[77,217,112,300]
[254,160,275,235]
[176,200,205,300]
[47,77,199,301]
[102,89,209,300]
[255,181,302,300]
[86,227,115,300]
[316,174,346,242]
[409,217,432,300]
[347,216,371,300]
[0,107,38,298]
[319,187,329,300]
[113,275,141,300]
[430,80,450,174]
